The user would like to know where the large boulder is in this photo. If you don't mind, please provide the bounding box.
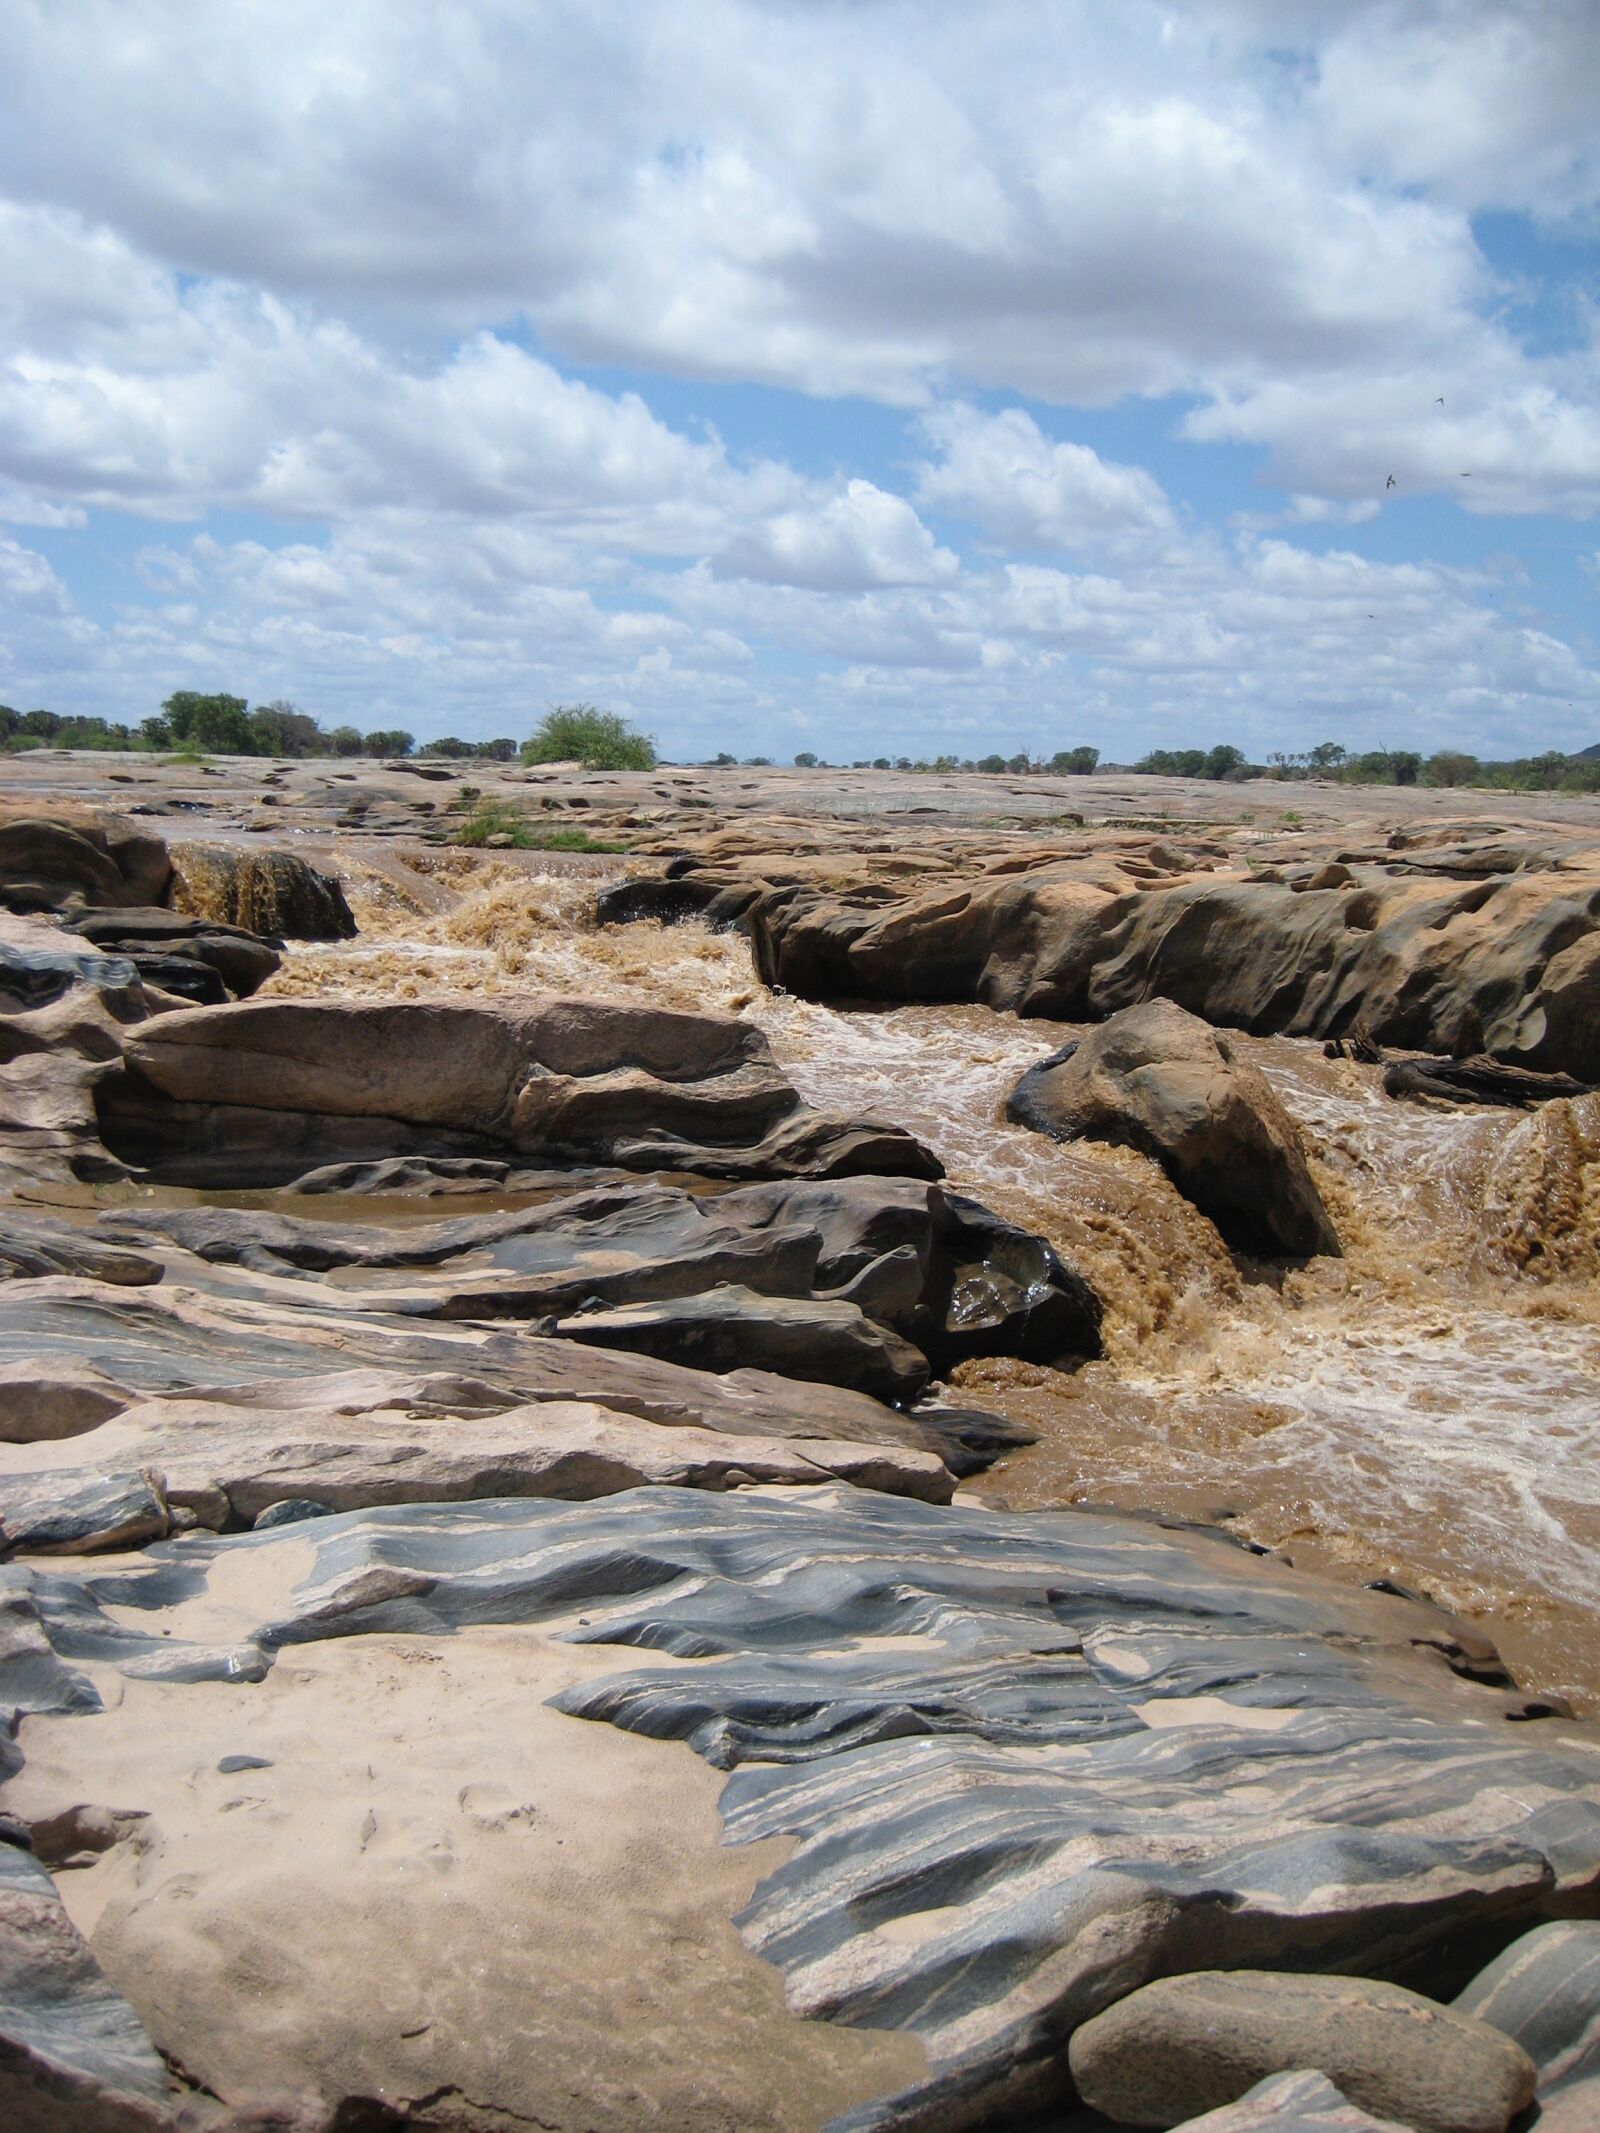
[65,909,282,1000]
[1007,998,1340,1258]
[169,844,356,942]
[1164,2069,1423,2131]
[1066,1970,1536,2132]
[0,813,171,916]
[94,996,943,1186]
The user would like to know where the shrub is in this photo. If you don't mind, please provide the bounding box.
[521,704,656,770]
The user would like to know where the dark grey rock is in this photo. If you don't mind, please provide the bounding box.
[1454,1920,1600,2133]
[1,1470,170,1557]
[551,1284,931,1399]
[1066,1969,1535,2133]
[0,1838,175,2131]
[251,1500,335,1530]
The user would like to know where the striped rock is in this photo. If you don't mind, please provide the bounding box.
[13,1486,1600,2132]
[1455,1921,1600,2133]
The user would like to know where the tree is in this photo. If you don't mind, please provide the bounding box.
[363,729,414,757]
[976,753,1007,773]
[248,700,321,757]
[522,704,655,771]
[0,705,17,740]
[329,725,364,757]
[21,709,63,739]
[478,737,517,762]
[1308,741,1347,772]
[1389,749,1421,786]
[1048,746,1099,775]
[425,736,476,758]
[1204,743,1248,781]
[794,750,819,768]
[1423,750,1480,788]
[711,751,737,766]
[162,691,253,753]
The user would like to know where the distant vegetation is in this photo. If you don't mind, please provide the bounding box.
[521,704,657,771]
[4,687,1594,792]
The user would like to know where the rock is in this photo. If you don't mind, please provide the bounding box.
[1165,2069,1415,2130]
[103,1172,1098,1375]
[251,1500,335,1530]
[16,1487,1600,2133]
[1454,1921,1600,2133]
[0,1216,162,1286]
[65,909,283,999]
[595,876,725,925]
[1,1468,171,1555]
[94,995,942,1186]
[0,812,172,916]
[742,834,1600,1079]
[0,1358,132,1442]
[169,845,356,941]
[1066,1970,1536,2133]
[0,1838,177,2131]
[551,1284,933,1400]
[1007,1000,1340,1258]
[1382,1054,1591,1107]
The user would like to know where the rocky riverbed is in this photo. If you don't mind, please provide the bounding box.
[2,754,1598,2133]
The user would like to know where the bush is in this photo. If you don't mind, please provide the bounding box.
[450,798,629,853]
[521,704,655,771]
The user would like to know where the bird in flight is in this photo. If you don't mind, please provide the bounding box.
[1436,396,1445,406]
[1386,474,1396,489]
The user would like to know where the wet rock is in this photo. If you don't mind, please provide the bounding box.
[1067,1970,1535,2132]
[169,844,356,941]
[66,909,283,999]
[1007,1000,1339,1258]
[251,1501,336,1530]
[0,1838,177,2131]
[595,875,725,925]
[552,1284,932,1400]
[1454,1921,1600,2133]
[1164,2069,1415,2130]
[94,995,941,1186]
[1382,1054,1591,1107]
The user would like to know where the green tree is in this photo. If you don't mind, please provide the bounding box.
[363,729,415,757]
[794,750,819,768]
[1308,741,1348,772]
[248,700,322,757]
[328,725,364,756]
[162,691,253,753]
[1204,743,1248,780]
[1048,746,1099,775]
[1423,750,1480,788]
[521,704,655,770]
[21,709,63,739]
[477,737,516,762]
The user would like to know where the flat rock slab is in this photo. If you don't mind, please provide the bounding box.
[1455,1921,1600,2133]
[13,1487,1600,2133]
[1067,1969,1535,2133]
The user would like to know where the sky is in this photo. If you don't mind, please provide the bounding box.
[2,1,1599,764]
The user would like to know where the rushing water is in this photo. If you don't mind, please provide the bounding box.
[266,857,1600,1708]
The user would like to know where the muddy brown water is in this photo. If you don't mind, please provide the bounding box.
[227,860,1600,1709]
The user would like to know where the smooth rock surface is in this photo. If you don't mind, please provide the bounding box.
[11,1487,1597,2133]
[1067,1970,1535,2132]
[1454,1921,1600,2133]
[1006,999,1340,1258]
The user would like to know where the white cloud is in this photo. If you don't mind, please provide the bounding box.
[917,404,1174,547]
[714,480,957,591]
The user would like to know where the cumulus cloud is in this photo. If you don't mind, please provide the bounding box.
[916,404,1174,547]
[0,0,1596,753]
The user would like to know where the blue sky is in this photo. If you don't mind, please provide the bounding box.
[1,0,1598,763]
